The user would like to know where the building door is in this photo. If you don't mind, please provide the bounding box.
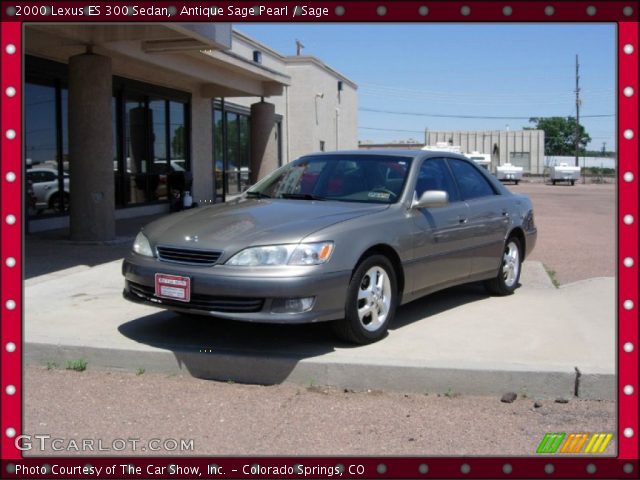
[213,101,251,202]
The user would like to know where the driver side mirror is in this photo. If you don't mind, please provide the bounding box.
[412,190,449,209]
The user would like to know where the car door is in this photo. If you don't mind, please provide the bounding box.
[408,158,472,294]
[446,158,509,277]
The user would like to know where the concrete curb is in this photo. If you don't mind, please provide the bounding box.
[25,342,615,400]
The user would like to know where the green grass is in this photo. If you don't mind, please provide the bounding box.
[136,368,145,376]
[65,358,87,372]
[46,361,58,370]
[444,387,460,398]
[543,264,561,288]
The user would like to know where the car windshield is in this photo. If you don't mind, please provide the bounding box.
[247,154,412,204]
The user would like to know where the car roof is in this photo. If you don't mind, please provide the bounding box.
[300,149,470,161]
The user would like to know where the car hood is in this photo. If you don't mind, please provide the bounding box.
[143,198,387,252]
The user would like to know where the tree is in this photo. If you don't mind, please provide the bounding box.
[171,125,185,158]
[529,117,591,156]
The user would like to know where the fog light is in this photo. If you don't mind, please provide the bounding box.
[271,297,315,314]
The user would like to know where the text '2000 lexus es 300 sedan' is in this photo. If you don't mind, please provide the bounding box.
[123,150,537,344]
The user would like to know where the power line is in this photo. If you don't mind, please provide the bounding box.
[359,107,614,120]
[358,126,614,141]
[359,82,614,99]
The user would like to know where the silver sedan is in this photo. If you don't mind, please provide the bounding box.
[123,150,537,344]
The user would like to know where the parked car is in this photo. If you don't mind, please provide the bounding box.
[26,177,37,216]
[123,150,537,344]
[25,167,70,213]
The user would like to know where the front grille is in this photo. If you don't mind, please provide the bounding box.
[128,281,264,313]
[156,245,222,266]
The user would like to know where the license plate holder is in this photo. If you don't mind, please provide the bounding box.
[155,273,191,302]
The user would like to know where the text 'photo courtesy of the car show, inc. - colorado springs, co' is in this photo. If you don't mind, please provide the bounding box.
[0,2,638,480]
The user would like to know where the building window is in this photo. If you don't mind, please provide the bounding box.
[212,100,284,201]
[319,140,326,152]
[114,81,190,207]
[25,80,68,217]
[212,102,251,199]
[26,56,191,219]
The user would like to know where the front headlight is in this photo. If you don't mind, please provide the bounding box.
[226,242,334,266]
[132,232,154,257]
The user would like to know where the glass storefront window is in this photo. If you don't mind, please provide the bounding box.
[25,82,69,216]
[121,97,188,206]
[26,57,191,223]
[213,109,224,199]
[213,103,252,200]
[239,115,251,191]
[150,99,167,201]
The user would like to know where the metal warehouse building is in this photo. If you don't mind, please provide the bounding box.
[24,24,358,238]
[425,130,545,174]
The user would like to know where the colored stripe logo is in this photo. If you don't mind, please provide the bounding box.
[536,433,613,454]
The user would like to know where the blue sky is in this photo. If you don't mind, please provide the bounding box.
[237,23,616,151]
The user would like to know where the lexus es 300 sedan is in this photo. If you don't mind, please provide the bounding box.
[123,150,537,344]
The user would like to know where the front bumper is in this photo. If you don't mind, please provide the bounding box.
[122,254,351,324]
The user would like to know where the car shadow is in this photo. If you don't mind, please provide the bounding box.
[117,281,504,384]
[391,282,493,330]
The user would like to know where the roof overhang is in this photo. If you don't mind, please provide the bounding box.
[25,24,289,98]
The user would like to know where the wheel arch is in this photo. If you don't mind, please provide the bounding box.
[507,227,526,260]
[354,244,405,302]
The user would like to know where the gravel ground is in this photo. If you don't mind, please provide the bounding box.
[24,366,615,457]
[509,182,615,285]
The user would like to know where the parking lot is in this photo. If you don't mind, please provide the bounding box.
[23,180,617,456]
[513,182,616,284]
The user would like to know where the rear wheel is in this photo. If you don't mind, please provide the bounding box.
[484,237,522,295]
[332,255,397,344]
[49,192,69,213]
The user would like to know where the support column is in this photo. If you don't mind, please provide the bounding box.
[191,95,213,203]
[250,101,276,184]
[68,52,114,241]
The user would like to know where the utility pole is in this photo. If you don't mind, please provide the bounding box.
[602,141,606,157]
[574,54,581,167]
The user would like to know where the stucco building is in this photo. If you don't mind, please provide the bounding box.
[24,24,358,237]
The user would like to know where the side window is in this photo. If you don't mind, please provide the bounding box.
[415,158,459,203]
[42,171,57,182]
[447,158,496,200]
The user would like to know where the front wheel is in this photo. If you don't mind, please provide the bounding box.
[332,255,397,344]
[484,237,522,296]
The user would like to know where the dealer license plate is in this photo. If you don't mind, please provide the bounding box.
[155,273,191,302]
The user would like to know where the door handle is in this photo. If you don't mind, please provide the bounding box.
[502,210,510,217]
[458,216,468,224]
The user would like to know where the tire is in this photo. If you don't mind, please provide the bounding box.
[514,180,519,185]
[49,192,69,213]
[484,237,522,296]
[570,180,575,186]
[552,179,556,185]
[332,254,397,344]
